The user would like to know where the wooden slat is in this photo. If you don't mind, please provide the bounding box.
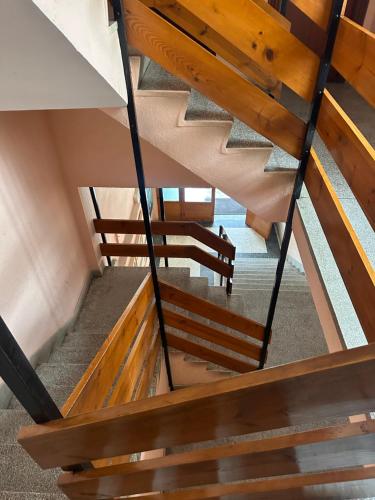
[159,280,265,342]
[305,149,375,342]
[66,466,375,499]
[332,17,375,108]
[108,304,157,407]
[163,308,261,361]
[125,0,306,158]
[141,0,289,96]
[158,0,319,101]
[166,332,256,373]
[100,243,233,278]
[61,274,154,417]
[18,343,375,469]
[317,90,375,229]
[134,334,161,401]
[290,0,332,30]
[59,420,375,498]
[94,219,235,259]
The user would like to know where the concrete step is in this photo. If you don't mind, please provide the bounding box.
[62,332,107,349]
[36,363,87,387]
[0,444,61,494]
[0,410,31,444]
[48,346,98,364]
[0,493,66,499]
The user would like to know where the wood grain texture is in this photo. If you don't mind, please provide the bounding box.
[159,0,319,101]
[163,308,261,361]
[63,466,375,499]
[159,280,265,341]
[166,332,257,373]
[332,17,375,107]
[141,0,289,96]
[61,274,154,417]
[18,343,375,469]
[58,420,375,498]
[290,0,332,30]
[100,243,233,278]
[94,219,235,259]
[305,149,375,342]
[317,90,375,229]
[134,334,161,401]
[125,0,306,158]
[108,304,157,407]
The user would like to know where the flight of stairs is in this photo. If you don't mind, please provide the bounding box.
[0,264,327,497]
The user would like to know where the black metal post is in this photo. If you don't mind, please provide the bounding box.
[89,187,112,267]
[113,0,174,390]
[279,0,288,16]
[158,188,169,267]
[259,0,344,369]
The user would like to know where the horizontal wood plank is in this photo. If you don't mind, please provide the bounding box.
[317,90,375,229]
[61,274,153,417]
[164,0,319,101]
[94,219,235,259]
[125,0,306,158]
[141,0,284,96]
[305,150,375,342]
[59,420,375,498]
[290,0,332,30]
[159,280,265,342]
[18,343,375,469]
[163,308,261,361]
[108,304,157,407]
[166,332,257,373]
[100,243,233,278]
[332,17,375,107]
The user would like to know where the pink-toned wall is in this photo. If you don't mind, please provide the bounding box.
[0,111,90,376]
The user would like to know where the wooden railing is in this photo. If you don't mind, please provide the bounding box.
[160,279,264,372]
[18,343,375,498]
[94,219,236,290]
[61,274,158,418]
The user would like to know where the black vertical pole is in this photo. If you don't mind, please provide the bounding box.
[89,187,112,267]
[112,0,174,390]
[158,188,169,267]
[279,0,288,16]
[259,0,344,369]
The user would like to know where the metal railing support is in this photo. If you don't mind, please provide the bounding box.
[259,0,344,369]
[158,188,169,267]
[113,0,174,390]
[279,0,288,16]
[89,187,112,267]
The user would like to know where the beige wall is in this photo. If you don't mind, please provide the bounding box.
[0,111,90,381]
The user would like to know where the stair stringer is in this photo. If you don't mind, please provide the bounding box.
[103,57,296,222]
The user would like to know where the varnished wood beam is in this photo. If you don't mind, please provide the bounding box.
[58,420,375,498]
[317,90,375,230]
[125,0,306,158]
[166,332,257,373]
[332,17,375,108]
[163,308,261,361]
[159,280,265,342]
[305,150,375,342]
[157,0,319,101]
[18,343,375,469]
[290,0,332,30]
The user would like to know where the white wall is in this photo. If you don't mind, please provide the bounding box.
[0,111,90,402]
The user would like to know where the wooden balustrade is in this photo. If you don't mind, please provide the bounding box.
[61,274,157,417]
[94,219,235,259]
[305,150,375,343]
[18,343,375,470]
[290,0,333,31]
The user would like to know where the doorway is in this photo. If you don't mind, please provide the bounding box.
[161,188,216,223]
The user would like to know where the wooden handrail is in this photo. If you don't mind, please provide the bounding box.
[159,280,265,342]
[100,243,234,278]
[18,343,375,469]
[317,90,375,230]
[94,219,236,259]
[305,149,375,343]
[61,274,155,417]
[58,419,375,498]
[126,0,306,158]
